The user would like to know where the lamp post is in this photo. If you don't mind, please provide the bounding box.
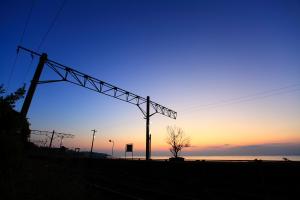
[90,129,97,156]
[109,139,114,157]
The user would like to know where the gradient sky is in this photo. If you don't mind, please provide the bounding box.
[1,0,300,156]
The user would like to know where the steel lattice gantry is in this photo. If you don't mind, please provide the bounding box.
[30,129,74,148]
[18,46,177,160]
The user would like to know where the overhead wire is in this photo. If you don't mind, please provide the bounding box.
[23,0,67,84]
[180,83,300,115]
[19,0,36,45]
[36,0,67,51]
[6,51,19,93]
[6,0,35,93]
[22,54,35,83]
[198,88,300,110]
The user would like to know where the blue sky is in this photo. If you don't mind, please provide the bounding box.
[0,0,299,156]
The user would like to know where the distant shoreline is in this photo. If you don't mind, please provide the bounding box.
[117,155,300,161]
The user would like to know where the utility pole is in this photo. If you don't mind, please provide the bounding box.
[146,96,150,160]
[49,130,55,148]
[90,129,97,155]
[21,53,47,117]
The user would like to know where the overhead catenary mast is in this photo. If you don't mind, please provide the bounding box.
[18,46,177,160]
[30,129,74,148]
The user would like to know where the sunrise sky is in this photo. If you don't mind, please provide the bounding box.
[1,0,299,156]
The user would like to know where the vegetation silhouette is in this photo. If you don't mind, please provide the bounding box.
[0,84,32,199]
[166,125,190,160]
[0,84,30,144]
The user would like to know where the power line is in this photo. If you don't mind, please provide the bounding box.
[19,0,35,45]
[181,83,300,111]
[6,50,19,93]
[23,0,66,86]
[37,0,67,51]
[22,55,35,84]
[200,88,300,110]
[180,83,300,114]
[6,0,35,93]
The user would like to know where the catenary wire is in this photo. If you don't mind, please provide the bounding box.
[6,0,35,93]
[23,0,67,85]
[180,83,300,113]
[180,87,300,115]
[36,0,67,51]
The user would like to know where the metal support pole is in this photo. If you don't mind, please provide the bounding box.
[60,136,64,147]
[90,129,97,156]
[111,141,114,157]
[49,130,55,148]
[149,134,151,158]
[21,53,47,117]
[146,96,150,160]
[109,139,114,157]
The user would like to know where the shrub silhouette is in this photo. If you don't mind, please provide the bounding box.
[0,84,30,162]
[166,125,190,158]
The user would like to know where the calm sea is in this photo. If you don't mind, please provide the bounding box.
[130,155,300,161]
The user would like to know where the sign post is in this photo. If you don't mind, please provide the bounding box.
[125,144,133,160]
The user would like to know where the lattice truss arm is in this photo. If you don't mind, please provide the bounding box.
[30,130,74,142]
[40,59,177,119]
[31,130,74,137]
[17,46,177,119]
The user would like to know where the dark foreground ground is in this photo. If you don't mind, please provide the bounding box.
[2,152,300,200]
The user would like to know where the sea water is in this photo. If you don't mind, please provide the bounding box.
[130,155,300,161]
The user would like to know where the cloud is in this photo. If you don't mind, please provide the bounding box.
[187,143,300,156]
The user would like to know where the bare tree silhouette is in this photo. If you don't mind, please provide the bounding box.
[166,126,190,158]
